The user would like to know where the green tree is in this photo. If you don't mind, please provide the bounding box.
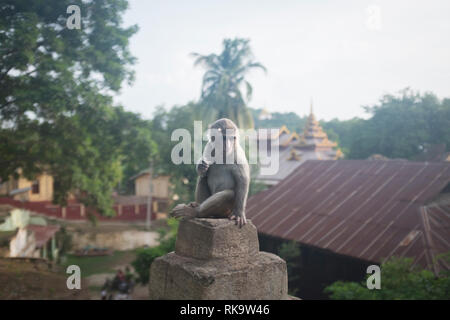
[192,38,266,129]
[321,117,365,158]
[321,89,450,160]
[115,108,157,195]
[0,0,148,215]
[278,241,302,296]
[325,256,450,300]
[132,218,179,284]
[151,103,202,206]
[250,108,307,133]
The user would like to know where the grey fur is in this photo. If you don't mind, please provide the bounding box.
[172,118,250,227]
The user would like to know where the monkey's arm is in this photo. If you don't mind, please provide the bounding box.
[195,176,211,204]
[196,157,210,177]
[230,163,250,227]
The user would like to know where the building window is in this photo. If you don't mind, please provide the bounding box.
[158,201,168,213]
[32,181,40,194]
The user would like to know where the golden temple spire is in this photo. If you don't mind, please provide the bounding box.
[310,98,314,116]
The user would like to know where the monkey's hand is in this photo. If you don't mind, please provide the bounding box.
[197,160,210,177]
[230,210,247,228]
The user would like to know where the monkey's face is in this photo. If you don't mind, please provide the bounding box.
[207,118,239,162]
[206,131,235,159]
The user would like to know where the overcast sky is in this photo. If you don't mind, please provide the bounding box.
[115,0,450,121]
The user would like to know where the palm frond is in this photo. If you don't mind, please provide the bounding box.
[245,81,253,102]
[192,38,265,127]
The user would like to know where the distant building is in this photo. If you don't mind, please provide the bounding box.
[127,170,171,219]
[0,171,55,202]
[0,168,172,222]
[255,104,342,186]
[247,160,450,298]
[0,209,59,260]
[258,108,272,120]
[130,170,170,199]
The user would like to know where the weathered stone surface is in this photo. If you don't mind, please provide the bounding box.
[175,218,259,261]
[149,251,288,300]
[149,218,288,300]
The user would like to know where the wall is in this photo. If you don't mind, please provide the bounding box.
[0,179,17,196]
[259,234,373,299]
[0,198,159,222]
[3,173,55,202]
[9,228,37,257]
[24,173,54,202]
[135,174,170,198]
[70,229,159,251]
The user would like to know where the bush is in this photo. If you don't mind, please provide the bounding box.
[132,218,179,284]
[278,241,301,296]
[325,255,450,300]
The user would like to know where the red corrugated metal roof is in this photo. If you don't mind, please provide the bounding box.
[246,160,450,273]
[25,225,60,248]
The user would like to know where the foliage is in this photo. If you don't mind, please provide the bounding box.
[325,256,450,300]
[321,117,365,157]
[251,108,307,133]
[151,103,203,205]
[322,89,450,160]
[114,109,157,195]
[0,0,157,215]
[251,89,450,161]
[278,241,302,296]
[192,38,266,129]
[248,174,268,197]
[132,218,179,284]
[55,226,72,259]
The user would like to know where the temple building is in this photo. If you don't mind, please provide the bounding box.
[255,104,343,186]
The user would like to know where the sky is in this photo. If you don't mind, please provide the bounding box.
[115,0,450,121]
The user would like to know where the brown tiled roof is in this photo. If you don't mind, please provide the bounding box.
[247,160,450,273]
[25,225,60,248]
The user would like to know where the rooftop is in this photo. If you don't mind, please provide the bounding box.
[25,224,60,248]
[255,106,342,184]
[247,160,450,274]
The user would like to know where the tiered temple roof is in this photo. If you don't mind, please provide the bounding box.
[255,103,343,185]
[297,104,337,149]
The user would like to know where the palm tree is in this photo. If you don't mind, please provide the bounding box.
[191,38,266,129]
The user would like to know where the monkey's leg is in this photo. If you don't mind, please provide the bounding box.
[171,189,234,219]
[196,189,235,218]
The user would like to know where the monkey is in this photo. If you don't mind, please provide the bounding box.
[171,118,250,227]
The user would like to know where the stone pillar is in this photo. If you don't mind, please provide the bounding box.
[149,218,288,300]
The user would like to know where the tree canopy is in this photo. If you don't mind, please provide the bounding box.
[192,38,266,129]
[0,0,156,215]
[151,103,202,205]
[322,89,450,160]
[251,89,450,161]
[250,107,307,133]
